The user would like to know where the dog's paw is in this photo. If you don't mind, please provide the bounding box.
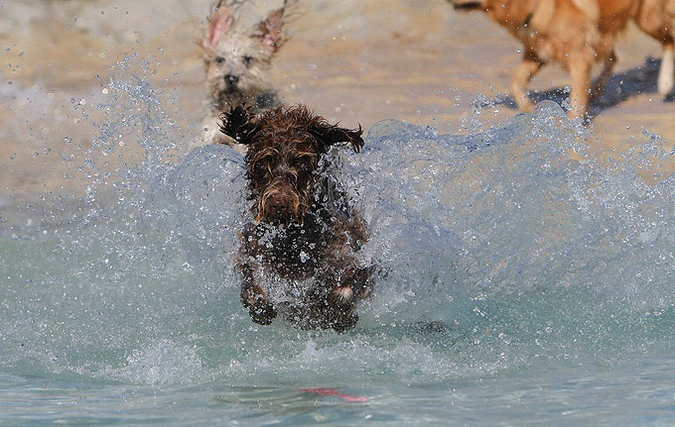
[249,302,277,325]
[332,312,358,332]
[327,291,359,332]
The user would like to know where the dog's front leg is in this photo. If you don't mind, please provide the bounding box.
[511,53,542,113]
[568,57,591,119]
[590,49,616,101]
[239,262,276,325]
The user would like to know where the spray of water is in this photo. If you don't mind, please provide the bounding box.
[2,57,675,388]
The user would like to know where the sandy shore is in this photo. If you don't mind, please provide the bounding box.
[1,0,674,202]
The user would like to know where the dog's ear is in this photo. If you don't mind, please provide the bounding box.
[203,5,234,50]
[220,105,257,145]
[309,120,365,154]
[254,7,286,52]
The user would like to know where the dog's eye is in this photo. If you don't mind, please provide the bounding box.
[291,155,316,172]
[243,55,254,67]
[293,160,312,173]
[215,56,226,65]
[253,161,272,179]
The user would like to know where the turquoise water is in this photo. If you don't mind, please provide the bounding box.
[2,62,675,425]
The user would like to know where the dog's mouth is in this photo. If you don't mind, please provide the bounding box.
[256,186,305,226]
[212,73,243,96]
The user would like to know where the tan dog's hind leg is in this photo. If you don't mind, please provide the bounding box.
[511,54,543,112]
[658,43,675,95]
[634,5,675,95]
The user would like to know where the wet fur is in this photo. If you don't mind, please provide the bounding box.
[220,104,373,332]
[450,0,675,119]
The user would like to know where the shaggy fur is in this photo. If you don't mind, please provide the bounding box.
[220,104,373,332]
[200,1,291,147]
[450,0,675,119]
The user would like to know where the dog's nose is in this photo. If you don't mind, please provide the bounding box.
[225,74,239,87]
[259,190,301,224]
[267,204,294,222]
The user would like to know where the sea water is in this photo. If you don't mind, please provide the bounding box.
[2,60,675,426]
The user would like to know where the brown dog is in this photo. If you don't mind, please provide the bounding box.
[450,0,675,118]
[220,104,373,332]
[199,1,291,147]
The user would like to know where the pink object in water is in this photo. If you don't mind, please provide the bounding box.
[300,387,368,403]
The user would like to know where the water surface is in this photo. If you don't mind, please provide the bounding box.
[2,1,675,425]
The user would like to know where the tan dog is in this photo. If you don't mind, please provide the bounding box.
[450,0,675,119]
[199,1,291,147]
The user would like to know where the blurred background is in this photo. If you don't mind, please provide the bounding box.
[1,0,674,201]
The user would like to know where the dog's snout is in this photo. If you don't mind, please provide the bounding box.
[259,190,301,224]
[267,201,294,221]
[225,74,240,87]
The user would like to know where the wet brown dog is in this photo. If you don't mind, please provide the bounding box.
[199,1,291,147]
[220,104,373,332]
[450,0,675,119]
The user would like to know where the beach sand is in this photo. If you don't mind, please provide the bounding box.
[1,0,674,202]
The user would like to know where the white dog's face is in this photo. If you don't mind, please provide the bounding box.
[205,34,274,104]
[202,5,286,108]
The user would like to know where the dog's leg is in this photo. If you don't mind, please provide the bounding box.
[198,112,230,147]
[511,53,543,113]
[328,285,358,332]
[658,42,675,95]
[240,262,276,325]
[567,57,591,119]
[590,49,616,101]
[633,9,675,95]
[327,266,372,332]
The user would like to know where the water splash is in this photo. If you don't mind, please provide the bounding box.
[3,60,675,388]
